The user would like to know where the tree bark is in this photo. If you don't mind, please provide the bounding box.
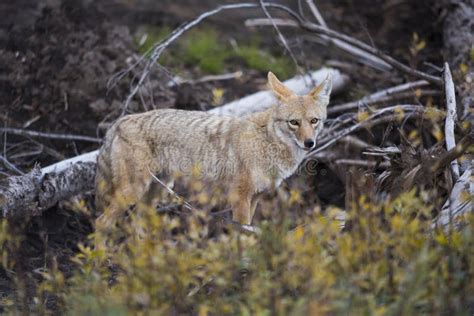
[0,68,349,218]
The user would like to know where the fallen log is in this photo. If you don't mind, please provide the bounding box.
[434,164,474,229]
[0,68,348,218]
[443,63,460,180]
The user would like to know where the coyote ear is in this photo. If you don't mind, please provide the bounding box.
[268,71,295,101]
[308,74,332,102]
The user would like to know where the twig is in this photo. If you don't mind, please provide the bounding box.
[305,0,327,27]
[258,0,301,72]
[429,132,473,174]
[167,71,243,87]
[338,135,372,150]
[304,0,391,71]
[118,3,259,114]
[148,169,198,213]
[148,169,259,234]
[335,159,390,168]
[328,89,440,114]
[0,155,24,175]
[311,104,432,156]
[0,128,102,143]
[245,18,298,27]
[434,164,473,229]
[443,63,460,181]
[328,80,430,114]
[262,3,443,85]
[245,17,390,71]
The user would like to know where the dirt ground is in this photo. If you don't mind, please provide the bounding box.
[0,0,446,311]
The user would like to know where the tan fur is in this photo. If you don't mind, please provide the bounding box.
[95,72,332,231]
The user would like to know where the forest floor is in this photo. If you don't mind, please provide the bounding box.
[0,0,448,311]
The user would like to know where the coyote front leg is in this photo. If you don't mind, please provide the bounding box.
[231,178,255,225]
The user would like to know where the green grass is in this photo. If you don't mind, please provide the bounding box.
[235,45,295,79]
[181,29,230,74]
[134,26,295,78]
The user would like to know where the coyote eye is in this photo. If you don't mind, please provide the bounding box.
[289,119,299,126]
[311,118,319,124]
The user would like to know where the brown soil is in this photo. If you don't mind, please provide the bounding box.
[0,0,446,312]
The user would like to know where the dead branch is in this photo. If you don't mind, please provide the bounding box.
[114,2,261,113]
[305,0,391,71]
[166,71,243,88]
[434,165,473,230]
[258,0,301,72]
[263,2,443,85]
[245,17,391,72]
[443,63,460,181]
[0,155,24,175]
[339,135,372,150]
[335,159,390,168]
[310,104,434,156]
[328,89,440,115]
[245,18,298,27]
[1,161,95,218]
[328,80,430,115]
[0,127,102,143]
[429,132,474,174]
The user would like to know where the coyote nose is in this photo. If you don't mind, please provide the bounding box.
[304,139,315,149]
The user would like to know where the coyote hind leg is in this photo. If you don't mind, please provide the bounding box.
[95,139,155,235]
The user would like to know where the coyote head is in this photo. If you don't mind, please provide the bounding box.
[268,71,332,151]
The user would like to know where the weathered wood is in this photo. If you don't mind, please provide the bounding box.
[443,63,460,181]
[434,165,474,229]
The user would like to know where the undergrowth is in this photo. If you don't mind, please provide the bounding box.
[2,189,473,315]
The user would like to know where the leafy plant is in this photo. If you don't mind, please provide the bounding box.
[16,188,473,315]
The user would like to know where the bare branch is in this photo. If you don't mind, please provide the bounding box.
[328,89,440,115]
[434,165,473,230]
[258,0,301,72]
[310,105,435,156]
[0,155,24,175]
[429,132,473,174]
[148,169,197,213]
[305,0,327,27]
[119,2,260,113]
[443,63,460,181]
[328,80,430,114]
[335,159,390,168]
[245,17,391,71]
[0,127,102,143]
[263,2,443,85]
[245,18,298,27]
[167,71,243,87]
[304,0,391,71]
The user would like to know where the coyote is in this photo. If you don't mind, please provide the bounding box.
[95,72,332,232]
